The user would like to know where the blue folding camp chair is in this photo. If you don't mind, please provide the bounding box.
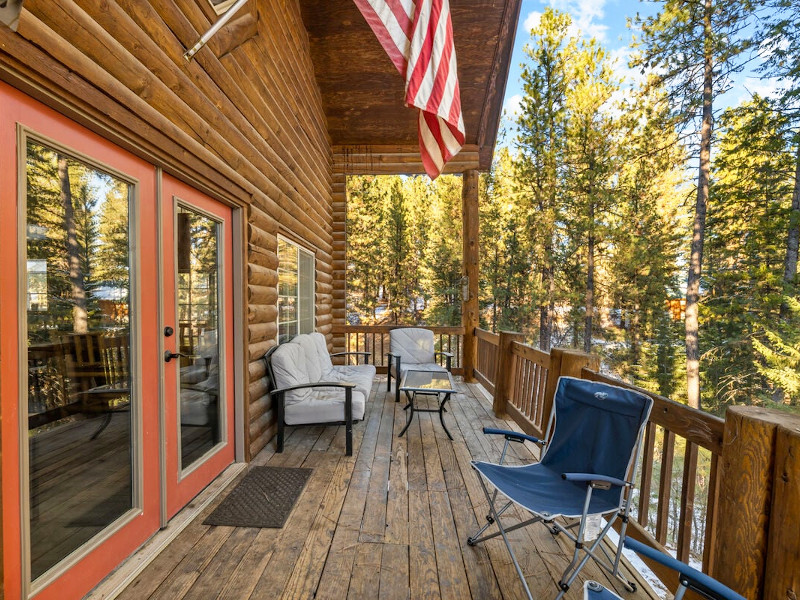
[622,538,746,600]
[467,376,653,599]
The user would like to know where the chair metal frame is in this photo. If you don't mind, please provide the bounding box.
[467,376,653,600]
[622,538,746,600]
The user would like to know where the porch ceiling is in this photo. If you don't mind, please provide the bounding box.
[298,0,522,172]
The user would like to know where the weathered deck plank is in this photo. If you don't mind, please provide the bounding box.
[110,377,659,600]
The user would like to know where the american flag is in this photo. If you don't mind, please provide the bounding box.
[353,0,466,179]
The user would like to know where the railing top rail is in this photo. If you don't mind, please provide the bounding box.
[332,324,465,335]
[475,328,500,344]
[510,341,549,366]
[581,368,725,455]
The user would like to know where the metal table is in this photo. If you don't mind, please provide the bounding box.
[398,369,455,440]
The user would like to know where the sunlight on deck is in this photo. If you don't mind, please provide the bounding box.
[113,377,658,600]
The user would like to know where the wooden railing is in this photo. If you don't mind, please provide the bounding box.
[581,369,724,590]
[475,329,800,598]
[474,328,499,393]
[331,325,464,375]
[506,341,551,437]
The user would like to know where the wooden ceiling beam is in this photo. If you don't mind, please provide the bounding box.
[333,144,480,175]
[476,0,523,170]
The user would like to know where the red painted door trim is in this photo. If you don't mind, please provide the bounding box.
[160,174,235,519]
[0,81,161,600]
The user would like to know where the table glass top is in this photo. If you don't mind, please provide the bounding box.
[400,370,453,391]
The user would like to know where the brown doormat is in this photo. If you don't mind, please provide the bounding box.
[203,466,312,528]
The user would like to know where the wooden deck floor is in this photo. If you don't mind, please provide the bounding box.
[114,377,658,600]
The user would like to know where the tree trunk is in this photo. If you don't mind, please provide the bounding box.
[540,257,553,352]
[781,137,800,318]
[685,0,713,410]
[584,203,595,354]
[631,304,641,369]
[59,155,88,333]
[492,245,499,332]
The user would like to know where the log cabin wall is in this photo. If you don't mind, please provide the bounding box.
[0,0,334,460]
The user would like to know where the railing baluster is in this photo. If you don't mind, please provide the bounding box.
[524,360,533,420]
[512,355,522,409]
[677,440,698,563]
[703,452,721,574]
[535,363,542,426]
[638,421,657,528]
[655,428,676,545]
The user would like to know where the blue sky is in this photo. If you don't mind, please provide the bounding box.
[499,0,782,133]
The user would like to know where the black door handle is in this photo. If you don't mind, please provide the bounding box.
[164,350,197,363]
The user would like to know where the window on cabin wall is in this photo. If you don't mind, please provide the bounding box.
[277,236,315,343]
[209,0,237,15]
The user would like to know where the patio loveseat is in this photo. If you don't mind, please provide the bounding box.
[263,332,376,455]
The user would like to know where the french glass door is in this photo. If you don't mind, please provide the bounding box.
[1,81,161,600]
[1,83,236,599]
[161,175,235,518]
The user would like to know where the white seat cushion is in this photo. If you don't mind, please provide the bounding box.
[390,328,436,364]
[390,361,446,380]
[290,333,324,383]
[330,364,376,399]
[284,388,366,425]
[180,388,213,426]
[270,342,312,405]
[310,332,334,373]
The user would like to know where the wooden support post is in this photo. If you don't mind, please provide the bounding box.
[764,420,800,600]
[713,406,800,599]
[492,330,523,418]
[542,348,600,423]
[461,169,479,382]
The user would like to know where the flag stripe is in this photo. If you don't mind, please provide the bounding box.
[353,0,465,178]
[353,0,409,73]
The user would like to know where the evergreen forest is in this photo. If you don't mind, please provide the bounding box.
[345,0,800,416]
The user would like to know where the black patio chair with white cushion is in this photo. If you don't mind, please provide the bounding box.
[386,327,452,403]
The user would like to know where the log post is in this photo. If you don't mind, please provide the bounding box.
[542,348,600,421]
[764,420,800,600]
[492,330,523,418]
[461,169,479,382]
[712,406,800,599]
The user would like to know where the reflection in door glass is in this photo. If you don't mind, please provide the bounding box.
[177,206,222,469]
[25,140,133,581]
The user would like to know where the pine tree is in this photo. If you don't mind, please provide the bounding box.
[633,0,753,407]
[752,296,800,405]
[562,36,619,353]
[607,87,687,396]
[703,97,793,409]
[514,8,574,351]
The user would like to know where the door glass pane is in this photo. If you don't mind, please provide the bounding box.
[25,140,133,581]
[177,206,222,469]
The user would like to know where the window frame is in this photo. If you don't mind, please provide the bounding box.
[277,234,315,344]
[208,0,238,16]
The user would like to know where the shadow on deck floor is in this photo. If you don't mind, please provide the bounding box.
[111,376,659,600]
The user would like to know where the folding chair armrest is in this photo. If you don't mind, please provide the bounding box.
[623,538,746,600]
[561,473,629,489]
[435,351,454,358]
[483,427,545,445]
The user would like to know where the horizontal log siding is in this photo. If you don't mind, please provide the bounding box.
[331,171,347,355]
[1,0,334,460]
